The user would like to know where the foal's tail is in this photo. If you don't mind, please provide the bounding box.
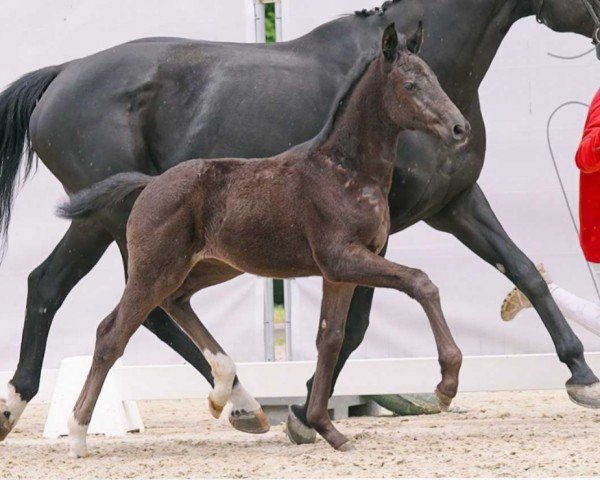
[57,172,153,219]
[0,65,62,254]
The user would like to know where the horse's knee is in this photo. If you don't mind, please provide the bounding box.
[408,271,440,302]
[93,312,126,365]
[510,263,548,299]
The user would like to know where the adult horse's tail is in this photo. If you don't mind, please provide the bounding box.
[56,172,153,219]
[0,65,62,254]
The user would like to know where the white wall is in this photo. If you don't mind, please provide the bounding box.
[285,4,600,360]
[0,0,264,371]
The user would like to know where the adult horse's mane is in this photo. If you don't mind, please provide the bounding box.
[295,50,379,153]
[355,0,402,18]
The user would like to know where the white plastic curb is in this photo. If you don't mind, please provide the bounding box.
[43,356,144,438]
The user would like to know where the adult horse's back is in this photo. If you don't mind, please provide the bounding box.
[1,0,600,442]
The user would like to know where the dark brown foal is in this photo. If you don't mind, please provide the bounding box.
[59,23,469,455]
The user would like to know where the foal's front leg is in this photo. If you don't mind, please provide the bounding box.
[318,245,463,407]
[306,280,356,450]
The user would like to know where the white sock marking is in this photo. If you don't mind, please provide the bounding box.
[230,382,261,413]
[1,383,27,433]
[203,350,236,407]
[67,412,89,458]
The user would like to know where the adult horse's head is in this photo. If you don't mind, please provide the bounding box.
[533,0,600,43]
[380,23,470,146]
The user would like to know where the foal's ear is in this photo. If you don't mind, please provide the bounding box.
[406,21,424,55]
[382,23,399,63]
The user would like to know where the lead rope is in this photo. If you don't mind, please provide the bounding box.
[546,101,600,300]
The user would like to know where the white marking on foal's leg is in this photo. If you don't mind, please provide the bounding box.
[230,382,261,414]
[0,383,27,440]
[203,350,236,419]
[67,412,89,458]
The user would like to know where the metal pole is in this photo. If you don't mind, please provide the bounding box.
[283,279,293,360]
[254,2,266,43]
[274,1,283,42]
[263,278,275,362]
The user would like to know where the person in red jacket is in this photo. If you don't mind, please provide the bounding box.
[501,89,600,336]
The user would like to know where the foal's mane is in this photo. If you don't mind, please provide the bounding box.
[355,0,402,18]
[294,50,379,153]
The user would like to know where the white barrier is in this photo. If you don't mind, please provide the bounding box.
[3,352,600,406]
[43,357,144,438]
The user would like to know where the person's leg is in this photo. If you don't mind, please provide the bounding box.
[501,263,600,337]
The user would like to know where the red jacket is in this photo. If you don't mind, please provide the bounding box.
[577,89,600,262]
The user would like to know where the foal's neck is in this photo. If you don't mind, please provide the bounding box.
[319,59,398,193]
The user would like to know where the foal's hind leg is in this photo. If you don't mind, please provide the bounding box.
[161,265,269,433]
[68,271,185,458]
[1,221,112,441]
[319,246,463,409]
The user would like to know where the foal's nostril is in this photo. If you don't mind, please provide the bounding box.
[452,121,470,142]
[453,124,466,140]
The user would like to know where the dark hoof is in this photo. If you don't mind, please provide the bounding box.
[285,407,316,445]
[567,382,600,409]
[229,408,270,434]
[435,389,453,412]
[337,440,354,452]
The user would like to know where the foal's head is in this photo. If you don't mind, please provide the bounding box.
[379,23,470,146]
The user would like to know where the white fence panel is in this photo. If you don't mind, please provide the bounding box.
[288,12,600,361]
[0,0,264,371]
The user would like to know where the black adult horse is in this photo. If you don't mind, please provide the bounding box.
[0,0,599,443]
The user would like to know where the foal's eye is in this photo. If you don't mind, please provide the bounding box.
[404,82,415,91]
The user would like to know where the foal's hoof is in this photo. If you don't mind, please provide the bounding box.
[208,395,225,419]
[68,443,89,459]
[435,389,453,412]
[0,398,14,441]
[567,382,600,409]
[285,406,316,445]
[229,408,270,434]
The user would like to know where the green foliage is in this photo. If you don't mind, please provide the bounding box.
[265,3,276,43]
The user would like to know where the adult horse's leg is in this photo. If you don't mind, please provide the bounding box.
[305,279,356,450]
[427,184,600,405]
[0,221,112,441]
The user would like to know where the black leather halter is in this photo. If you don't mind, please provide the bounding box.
[537,0,600,45]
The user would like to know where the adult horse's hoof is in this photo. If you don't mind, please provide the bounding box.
[229,408,270,434]
[435,389,453,412]
[567,382,600,409]
[285,406,316,445]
